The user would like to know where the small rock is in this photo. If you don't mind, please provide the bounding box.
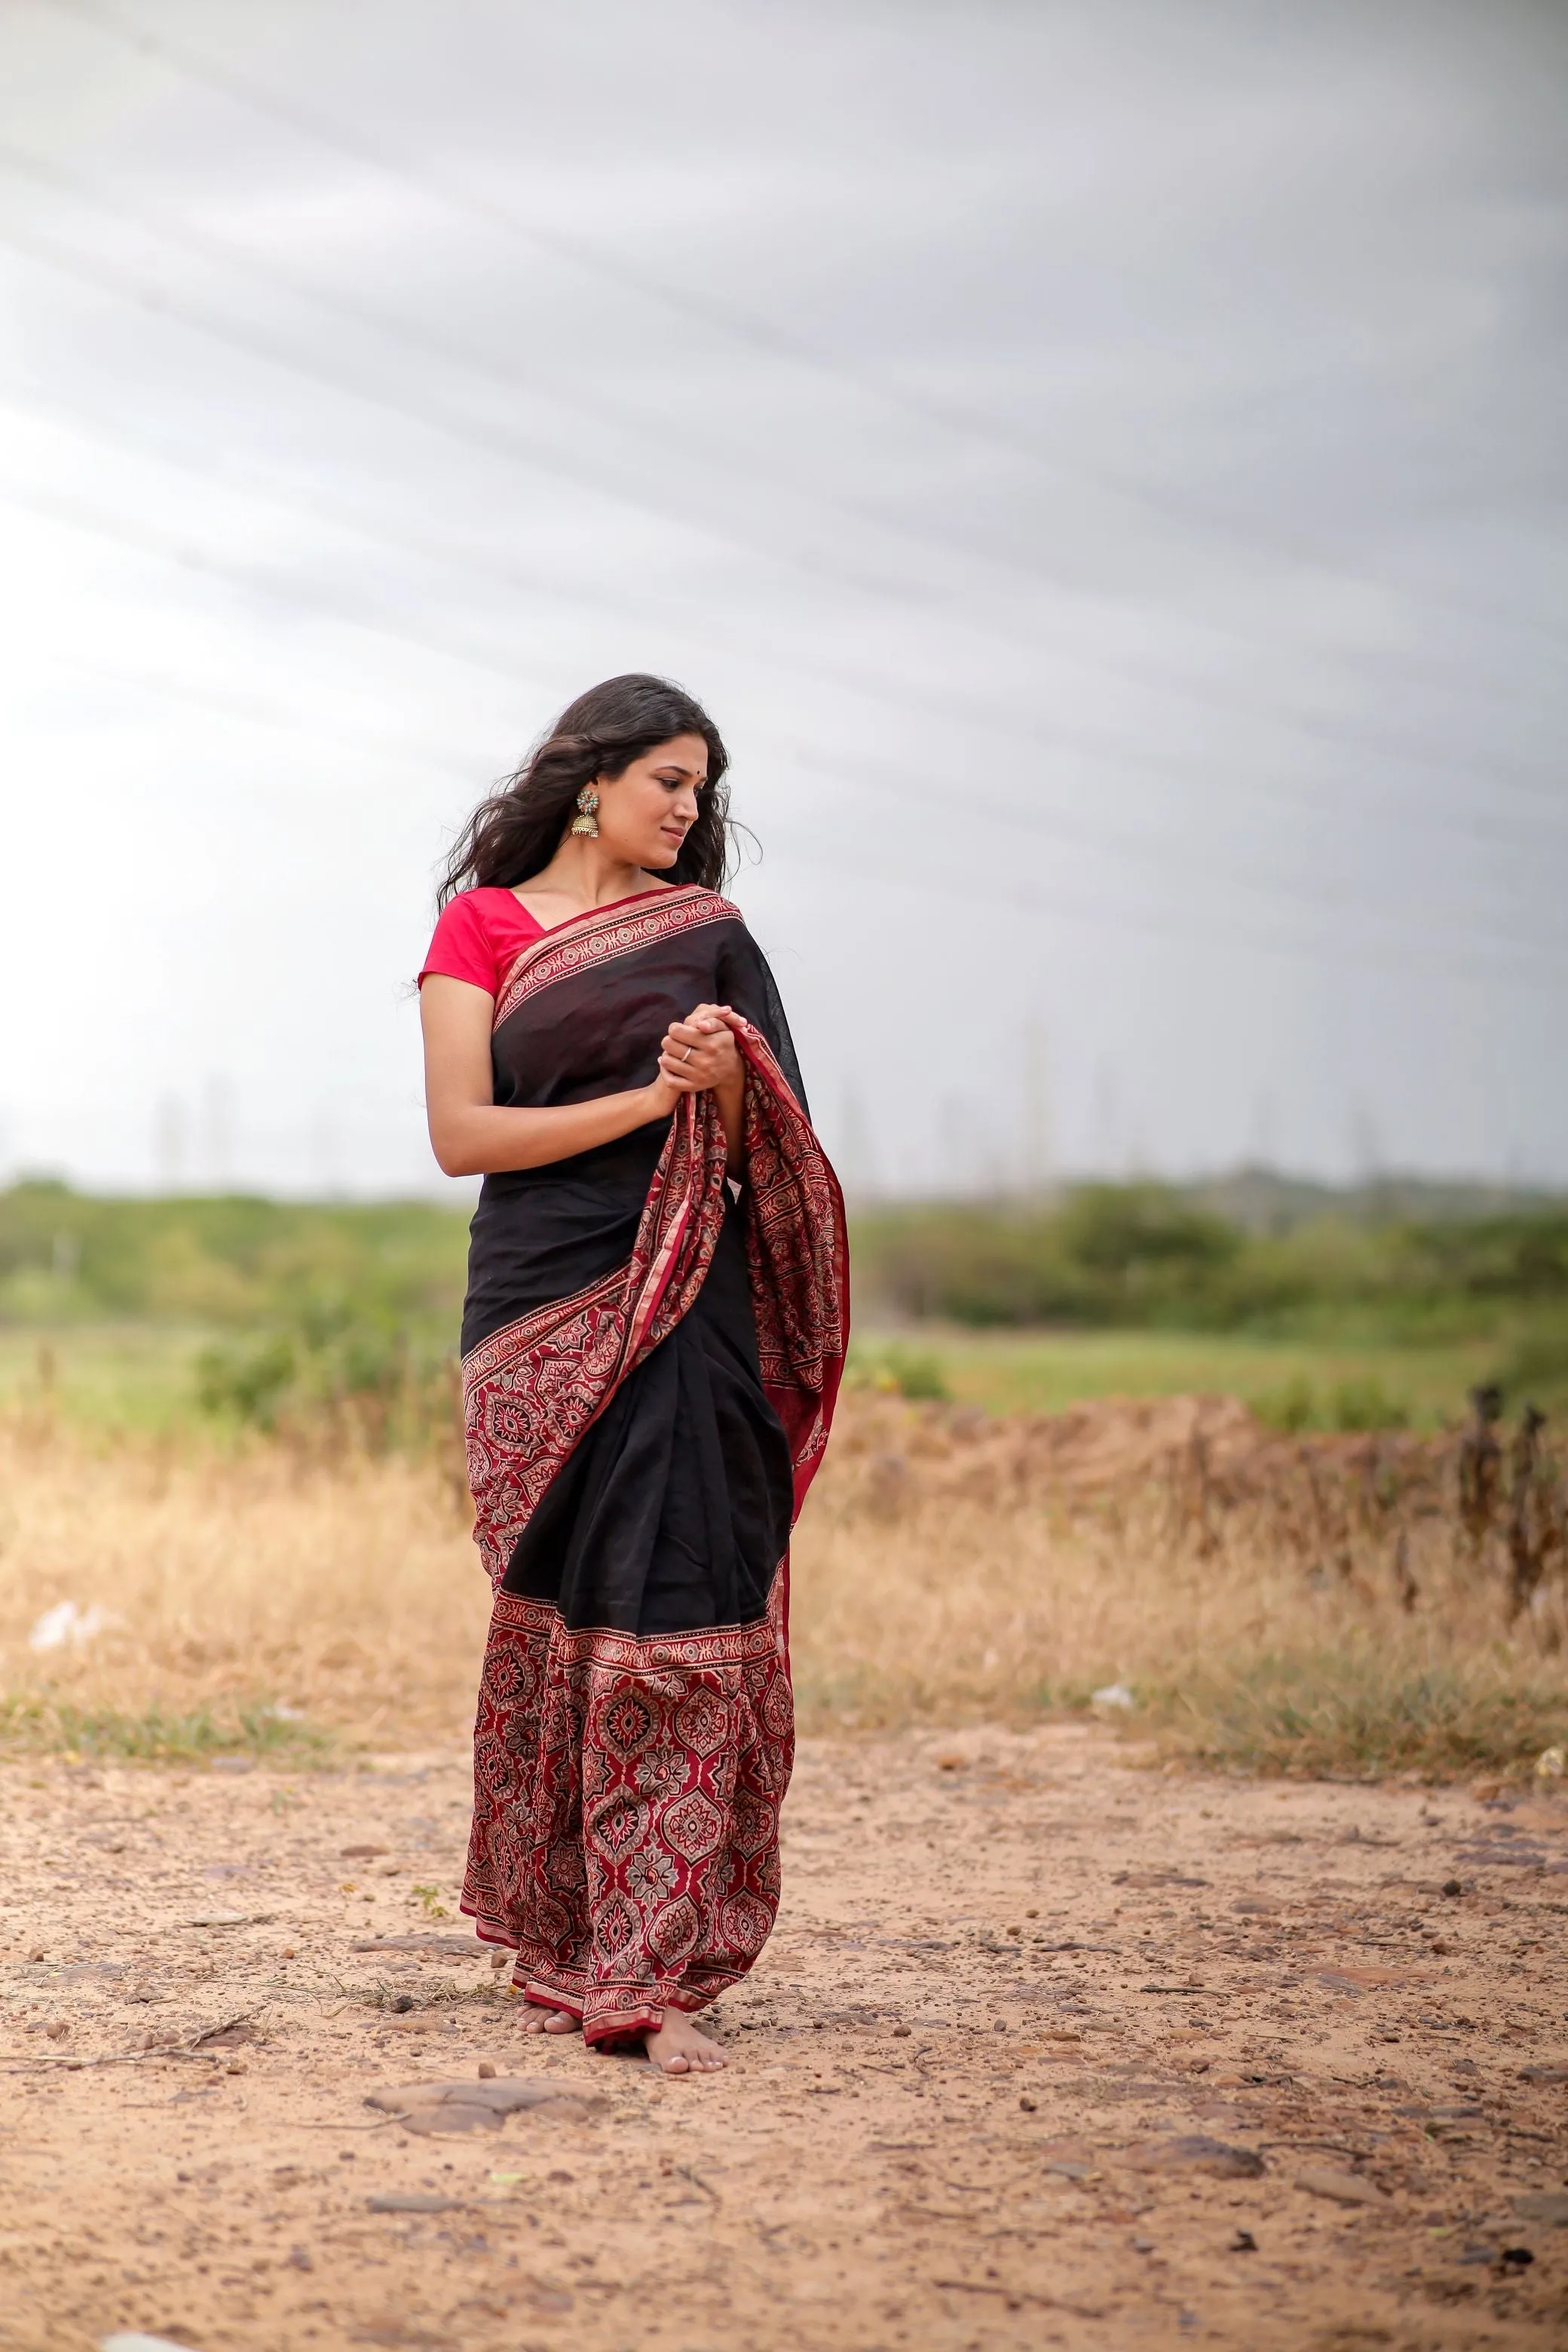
[1229,2228,1257,2252]
[44,2020,67,2040]
[1124,2136,1265,2180]
[1536,1746,1565,1780]
[1441,1879,1463,1898]
[1295,2167,1386,2207]
[1514,2191,1568,2228]
[1018,2096,1037,2112]
[209,1756,256,1775]
[341,1844,388,1859]
[27,1948,45,1964]
[100,2337,204,2352]
[477,2060,497,2079]
[1132,2237,1154,2252]
[891,2024,911,2038]
[287,2246,313,2271]
[390,1995,415,2014]
[1500,2246,1535,2268]
[365,2076,602,2137]
[225,2059,248,2075]
[368,2192,463,2214]
[280,1947,297,1960]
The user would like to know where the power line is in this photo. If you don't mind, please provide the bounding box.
[5,354,1563,884]
[762,833,1563,993]
[1,171,1563,844]
[0,127,1557,747]
[1,419,1555,961]
[2,471,1562,986]
[34,0,1568,658]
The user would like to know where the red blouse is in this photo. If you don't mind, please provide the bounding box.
[418,888,547,998]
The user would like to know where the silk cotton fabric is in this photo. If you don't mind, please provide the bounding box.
[452,886,847,2045]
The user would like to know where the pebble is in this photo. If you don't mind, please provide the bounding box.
[1295,2167,1386,2207]
[1125,2136,1264,2180]
[1514,2191,1568,2228]
[100,2336,204,2352]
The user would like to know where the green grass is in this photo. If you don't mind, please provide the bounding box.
[1142,1654,1568,1782]
[848,1325,1499,1428]
[2,1320,1506,1440]
[0,1322,219,1436]
[0,1693,335,1763]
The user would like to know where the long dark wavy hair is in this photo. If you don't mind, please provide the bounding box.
[436,673,732,908]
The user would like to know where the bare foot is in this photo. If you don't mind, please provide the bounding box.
[518,2002,579,2036]
[642,2013,727,2075]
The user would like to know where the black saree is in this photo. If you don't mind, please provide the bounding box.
[457,884,847,2044]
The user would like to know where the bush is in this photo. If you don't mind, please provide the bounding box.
[1254,1374,1410,1435]
[849,1186,1568,1338]
[851,1343,952,1402]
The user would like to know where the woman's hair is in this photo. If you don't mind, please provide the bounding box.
[436,673,731,906]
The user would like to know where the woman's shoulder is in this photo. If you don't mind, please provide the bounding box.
[420,887,543,995]
[439,887,547,943]
[450,884,544,921]
[679,883,745,924]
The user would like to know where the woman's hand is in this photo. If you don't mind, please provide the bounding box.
[657,1003,740,1095]
[651,1004,746,1172]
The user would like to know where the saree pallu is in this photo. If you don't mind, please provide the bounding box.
[458,885,847,2044]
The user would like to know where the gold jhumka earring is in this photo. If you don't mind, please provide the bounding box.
[569,785,600,838]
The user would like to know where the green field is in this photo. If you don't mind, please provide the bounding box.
[0,1315,1507,1439]
[847,1325,1499,1428]
[0,1324,219,1436]
[2,1176,1563,1439]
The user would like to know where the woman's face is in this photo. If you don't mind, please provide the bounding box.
[594,733,709,869]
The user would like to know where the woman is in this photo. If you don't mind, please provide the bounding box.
[419,673,847,2077]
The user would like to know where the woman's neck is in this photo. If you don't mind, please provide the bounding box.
[515,839,669,915]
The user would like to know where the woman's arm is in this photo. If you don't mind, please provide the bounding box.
[420,975,693,1177]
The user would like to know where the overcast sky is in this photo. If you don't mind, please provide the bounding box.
[2,0,1565,1202]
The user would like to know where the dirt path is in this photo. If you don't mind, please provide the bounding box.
[3,1725,1566,2350]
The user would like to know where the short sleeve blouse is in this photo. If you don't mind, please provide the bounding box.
[418,888,545,998]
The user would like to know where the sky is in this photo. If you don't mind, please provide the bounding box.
[1,0,1565,1202]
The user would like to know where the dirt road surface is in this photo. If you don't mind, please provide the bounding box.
[4,1724,1566,2350]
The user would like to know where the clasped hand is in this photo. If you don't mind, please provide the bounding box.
[656,1003,741,1097]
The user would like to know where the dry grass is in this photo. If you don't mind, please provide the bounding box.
[0,1412,487,1756]
[2,1389,1564,1779]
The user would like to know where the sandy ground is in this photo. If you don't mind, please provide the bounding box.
[3,1725,1568,2352]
